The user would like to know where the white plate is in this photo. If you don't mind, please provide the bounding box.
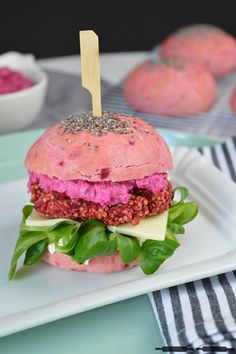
[1,147,236,337]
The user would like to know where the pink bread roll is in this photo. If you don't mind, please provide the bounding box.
[43,251,140,273]
[25,112,172,182]
[160,24,236,78]
[123,58,216,117]
[230,86,236,115]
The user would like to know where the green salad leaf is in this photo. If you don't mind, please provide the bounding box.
[24,239,48,266]
[48,222,79,245]
[168,222,185,234]
[172,187,189,206]
[8,205,80,280]
[116,233,140,263]
[8,185,198,280]
[73,219,117,263]
[168,187,198,226]
[74,239,118,264]
[8,231,49,280]
[140,230,180,274]
[55,232,78,254]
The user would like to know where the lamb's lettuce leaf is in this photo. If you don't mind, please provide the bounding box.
[140,228,179,274]
[24,239,48,266]
[8,231,49,280]
[73,219,116,263]
[116,233,140,264]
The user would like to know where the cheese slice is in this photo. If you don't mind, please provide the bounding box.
[26,209,74,227]
[26,209,168,241]
[107,211,168,241]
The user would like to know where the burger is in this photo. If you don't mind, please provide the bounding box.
[8,112,198,280]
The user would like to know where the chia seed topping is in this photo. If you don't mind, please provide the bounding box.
[60,111,133,136]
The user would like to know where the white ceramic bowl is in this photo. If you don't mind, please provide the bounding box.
[0,52,48,134]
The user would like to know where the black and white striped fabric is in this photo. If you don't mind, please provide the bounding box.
[102,74,236,138]
[149,137,236,351]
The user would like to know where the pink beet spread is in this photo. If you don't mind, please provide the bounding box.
[28,171,168,206]
[0,67,34,95]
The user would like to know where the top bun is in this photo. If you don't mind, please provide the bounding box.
[25,112,172,182]
[160,24,236,78]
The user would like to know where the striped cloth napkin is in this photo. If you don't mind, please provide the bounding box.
[149,137,236,351]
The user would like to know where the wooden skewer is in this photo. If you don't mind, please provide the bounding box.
[79,30,102,117]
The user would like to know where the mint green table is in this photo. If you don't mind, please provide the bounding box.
[0,129,219,354]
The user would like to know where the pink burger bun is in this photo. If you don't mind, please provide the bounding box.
[43,251,140,273]
[160,24,236,78]
[25,112,172,181]
[123,59,216,117]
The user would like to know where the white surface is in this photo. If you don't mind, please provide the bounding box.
[1,147,236,337]
[39,52,147,85]
[0,52,48,134]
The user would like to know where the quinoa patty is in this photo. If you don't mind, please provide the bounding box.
[31,181,173,226]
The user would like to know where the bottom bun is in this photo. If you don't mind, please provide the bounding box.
[43,251,140,273]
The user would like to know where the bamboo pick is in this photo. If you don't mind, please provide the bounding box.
[79,30,102,117]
